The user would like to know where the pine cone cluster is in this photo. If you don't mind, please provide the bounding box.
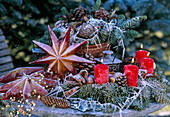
[95,8,111,21]
[74,53,96,75]
[77,23,96,39]
[115,74,127,87]
[73,6,88,21]
[41,96,71,108]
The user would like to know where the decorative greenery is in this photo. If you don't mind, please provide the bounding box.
[119,15,147,29]
[0,0,169,115]
[0,0,169,78]
[146,78,169,104]
[92,0,101,11]
[72,83,129,104]
[60,66,169,112]
[38,1,147,61]
[0,0,80,67]
[81,0,170,79]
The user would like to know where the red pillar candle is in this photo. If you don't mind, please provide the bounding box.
[124,65,138,87]
[94,64,109,84]
[136,50,149,63]
[140,58,154,74]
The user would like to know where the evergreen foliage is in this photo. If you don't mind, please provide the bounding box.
[39,14,146,48]
[82,0,170,76]
[0,0,169,114]
[92,0,101,11]
[61,7,69,16]
[0,0,169,79]
[61,67,169,111]
[0,0,79,67]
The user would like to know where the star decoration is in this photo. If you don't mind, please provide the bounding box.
[0,67,43,83]
[30,26,94,77]
[0,67,58,99]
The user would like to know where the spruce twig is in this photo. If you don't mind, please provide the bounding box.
[61,7,69,16]
[92,0,101,11]
[120,16,147,29]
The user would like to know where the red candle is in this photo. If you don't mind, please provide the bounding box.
[136,50,149,63]
[140,58,154,74]
[94,64,109,84]
[124,65,138,87]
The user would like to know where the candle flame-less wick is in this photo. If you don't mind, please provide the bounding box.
[101,59,103,62]
[140,44,143,49]
[131,58,134,63]
[147,52,150,57]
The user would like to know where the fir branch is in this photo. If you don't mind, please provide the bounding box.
[0,3,7,16]
[61,7,69,16]
[24,0,40,14]
[125,82,146,109]
[146,78,170,104]
[72,83,132,104]
[124,29,139,42]
[117,14,126,26]
[92,0,101,11]
[39,31,51,45]
[147,19,170,36]
[120,16,147,29]
[0,0,23,6]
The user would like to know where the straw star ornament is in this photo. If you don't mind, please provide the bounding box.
[0,67,58,99]
[30,26,94,77]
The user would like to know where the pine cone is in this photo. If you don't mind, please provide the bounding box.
[73,6,88,21]
[41,96,71,108]
[77,23,96,39]
[115,74,127,87]
[95,8,111,21]
[74,53,96,75]
[54,21,68,29]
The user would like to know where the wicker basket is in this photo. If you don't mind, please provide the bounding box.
[76,42,109,58]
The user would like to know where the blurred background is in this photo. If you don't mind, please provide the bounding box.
[0,0,169,116]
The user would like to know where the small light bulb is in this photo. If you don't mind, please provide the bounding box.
[37,95,41,100]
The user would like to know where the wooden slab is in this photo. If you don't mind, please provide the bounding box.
[0,42,8,50]
[0,63,13,72]
[0,36,5,42]
[0,49,10,57]
[0,29,14,77]
[0,29,3,35]
[0,56,12,65]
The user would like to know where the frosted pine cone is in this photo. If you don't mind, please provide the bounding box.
[74,53,96,75]
[115,74,127,87]
[41,96,71,108]
[54,21,68,29]
[73,6,88,21]
[77,23,96,39]
[95,8,111,21]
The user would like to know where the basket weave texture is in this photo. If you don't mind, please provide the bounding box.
[77,42,109,58]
